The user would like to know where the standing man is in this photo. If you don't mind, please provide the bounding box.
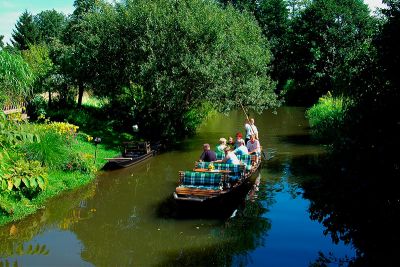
[199,143,217,162]
[245,118,259,143]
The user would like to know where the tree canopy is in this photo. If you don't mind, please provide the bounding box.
[74,0,278,139]
[11,10,39,51]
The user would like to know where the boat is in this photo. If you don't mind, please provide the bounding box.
[104,141,155,169]
[173,152,262,203]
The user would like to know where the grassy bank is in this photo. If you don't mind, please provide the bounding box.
[0,116,118,227]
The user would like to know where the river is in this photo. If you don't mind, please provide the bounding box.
[0,107,355,266]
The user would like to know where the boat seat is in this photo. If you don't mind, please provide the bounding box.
[176,171,227,196]
[194,162,245,182]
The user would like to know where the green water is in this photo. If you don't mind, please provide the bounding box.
[0,107,354,266]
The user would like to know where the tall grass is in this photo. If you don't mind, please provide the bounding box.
[306,93,349,143]
[22,128,70,169]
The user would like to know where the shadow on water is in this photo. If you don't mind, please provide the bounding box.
[155,174,272,267]
[156,175,259,220]
[291,150,400,266]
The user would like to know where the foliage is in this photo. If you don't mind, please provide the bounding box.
[34,10,67,44]
[76,0,278,140]
[286,0,377,105]
[21,122,78,169]
[0,35,4,48]
[11,10,39,51]
[0,159,48,199]
[302,2,400,265]
[26,95,47,120]
[63,152,95,174]
[306,92,347,142]
[0,50,35,107]
[22,43,54,95]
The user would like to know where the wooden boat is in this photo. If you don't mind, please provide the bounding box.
[173,153,261,203]
[104,141,155,169]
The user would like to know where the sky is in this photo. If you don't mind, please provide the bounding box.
[0,0,386,45]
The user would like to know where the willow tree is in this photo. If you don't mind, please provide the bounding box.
[77,0,279,140]
[0,50,34,108]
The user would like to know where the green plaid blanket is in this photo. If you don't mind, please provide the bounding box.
[182,171,223,186]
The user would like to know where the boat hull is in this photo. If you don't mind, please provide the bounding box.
[103,151,154,170]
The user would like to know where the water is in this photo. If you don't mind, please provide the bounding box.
[0,107,355,266]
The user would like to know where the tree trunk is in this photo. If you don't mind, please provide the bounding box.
[48,91,52,106]
[77,82,84,108]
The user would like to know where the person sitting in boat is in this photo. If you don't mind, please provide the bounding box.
[234,132,244,149]
[227,136,235,148]
[199,143,217,162]
[233,139,249,155]
[215,146,240,164]
[216,137,227,153]
[247,134,261,154]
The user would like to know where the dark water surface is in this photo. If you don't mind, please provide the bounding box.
[0,107,355,266]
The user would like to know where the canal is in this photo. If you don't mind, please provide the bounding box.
[0,107,355,266]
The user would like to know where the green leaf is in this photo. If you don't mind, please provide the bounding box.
[7,180,13,191]
[22,178,30,188]
[37,176,45,190]
[13,178,21,189]
[29,178,38,189]
[1,180,7,190]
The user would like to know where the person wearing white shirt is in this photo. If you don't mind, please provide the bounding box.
[247,134,261,154]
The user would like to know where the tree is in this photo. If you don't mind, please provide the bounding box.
[34,10,67,44]
[0,35,4,49]
[0,50,35,107]
[11,10,39,51]
[79,0,278,139]
[286,0,377,105]
[255,0,290,90]
[22,44,54,106]
[61,0,103,108]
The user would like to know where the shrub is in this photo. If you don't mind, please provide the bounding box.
[306,93,348,143]
[0,159,48,199]
[22,127,70,169]
[62,153,95,174]
[27,95,47,120]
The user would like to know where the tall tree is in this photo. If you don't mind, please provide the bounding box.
[255,0,290,89]
[34,10,67,44]
[11,10,39,51]
[63,0,102,108]
[286,0,376,105]
[80,0,278,139]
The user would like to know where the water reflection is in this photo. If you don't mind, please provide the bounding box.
[300,152,400,266]
[0,107,357,266]
[156,174,272,267]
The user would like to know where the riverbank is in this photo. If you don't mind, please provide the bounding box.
[0,135,118,227]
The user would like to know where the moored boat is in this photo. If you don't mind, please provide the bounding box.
[104,141,155,169]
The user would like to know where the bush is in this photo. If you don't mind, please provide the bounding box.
[22,126,70,169]
[27,95,47,120]
[62,152,95,174]
[0,159,48,199]
[306,93,348,143]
